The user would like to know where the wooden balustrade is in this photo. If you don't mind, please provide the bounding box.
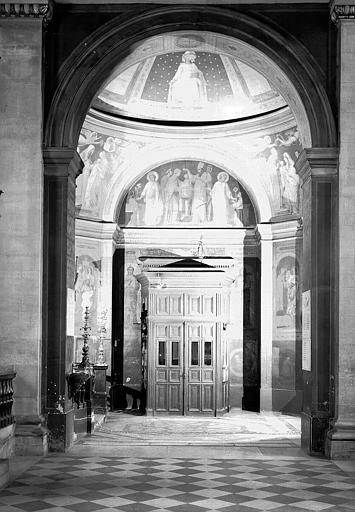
[0,372,16,429]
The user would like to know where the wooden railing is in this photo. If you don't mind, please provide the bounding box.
[0,372,16,429]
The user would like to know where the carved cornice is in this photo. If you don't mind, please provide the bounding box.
[43,147,83,180]
[0,0,52,22]
[295,148,339,184]
[331,3,355,23]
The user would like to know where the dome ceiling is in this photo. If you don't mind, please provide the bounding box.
[94,31,287,122]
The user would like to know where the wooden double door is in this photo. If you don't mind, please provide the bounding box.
[152,321,217,415]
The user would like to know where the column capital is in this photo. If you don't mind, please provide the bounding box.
[76,218,117,240]
[0,0,52,22]
[295,148,339,184]
[257,219,302,242]
[43,147,83,180]
[330,1,355,23]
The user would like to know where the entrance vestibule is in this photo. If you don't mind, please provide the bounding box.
[40,11,337,456]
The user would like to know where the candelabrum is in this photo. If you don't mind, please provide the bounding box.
[79,306,91,370]
[96,309,107,365]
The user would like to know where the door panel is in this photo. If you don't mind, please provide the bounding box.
[185,322,216,415]
[152,318,217,415]
[154,323,184,413]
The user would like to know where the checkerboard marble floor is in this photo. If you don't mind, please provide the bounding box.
[2,455,355,512]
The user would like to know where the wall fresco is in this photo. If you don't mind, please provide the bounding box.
[253,128,302,214]
[121,160,256,228]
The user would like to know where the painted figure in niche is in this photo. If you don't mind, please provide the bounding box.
[77,144,95,206]
[126,183,145,226]
[276,264,297,319]
[124,265,141,327]
[204,164,213,221]
[282,152,299,213]
[210,171,233,225]
[160,168,172,202]
[267,147,282,211]
[179,169,194,219]
[75,258,97,316]
[168,50,207,106]
[126,190,137,225]
[191,162,209,223]
[231,185,244,226]
[285,268,297,318]
[141,171,163,226]
[276,268,287,314]
[159,169,171,222]
[83,151,109,210]
[163,168,181,224]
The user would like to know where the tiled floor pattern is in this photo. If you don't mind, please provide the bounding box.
[1,456,355,512]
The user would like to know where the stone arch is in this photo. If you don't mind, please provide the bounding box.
[44,6,336,150]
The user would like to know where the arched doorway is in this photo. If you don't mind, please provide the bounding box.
[42,7,337,455]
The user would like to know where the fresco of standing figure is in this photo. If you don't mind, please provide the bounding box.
[210,171,233,225]
[179,168,194,219]
[141,171,163,226]
[164,168,181,224]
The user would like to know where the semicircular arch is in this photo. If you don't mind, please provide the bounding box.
[101,140,273,223]
[44,6,336,150]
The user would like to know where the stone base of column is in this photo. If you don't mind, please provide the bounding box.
[15,416,48,456]
[47,409,75,452]
[301,412,330,456]
[326,422,355,459]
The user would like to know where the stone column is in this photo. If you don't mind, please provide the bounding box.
[295,148,338,456]
[258,224,274,411]
[43,148,83,451]
[0,3,51,455]
[97,227,117,372]
[328,2,355,458]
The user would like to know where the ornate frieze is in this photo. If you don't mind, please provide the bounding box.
[331,3,355,23]
[0,0,52,20]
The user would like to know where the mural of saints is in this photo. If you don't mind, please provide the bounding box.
[122,160,256,228]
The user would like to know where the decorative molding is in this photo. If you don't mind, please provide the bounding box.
[331,3,355,23]
[43,148,84,180]
[75,218,117,241]
[0,0,52,21]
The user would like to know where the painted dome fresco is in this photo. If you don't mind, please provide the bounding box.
[94,32,287,122]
